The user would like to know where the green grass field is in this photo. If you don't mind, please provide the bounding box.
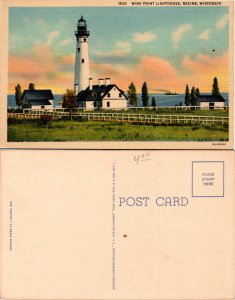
[8,119,228,142]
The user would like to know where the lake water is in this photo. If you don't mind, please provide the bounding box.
[7,93,229,108]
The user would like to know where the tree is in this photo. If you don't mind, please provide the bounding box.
[15,83,23,108]
[62,89,76,120]
[151,96,156,107]
[196,87,200,97]
[28,83,35,90]
[127,82,137,106]
[141,82,149,107]
[212,77,220,96]
[190,86,197,106]
[184,84,190,106]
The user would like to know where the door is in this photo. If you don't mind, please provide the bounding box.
[209,102,214,109]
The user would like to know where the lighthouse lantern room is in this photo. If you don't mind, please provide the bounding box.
[74,16,90,94]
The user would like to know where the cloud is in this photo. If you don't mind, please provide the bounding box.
[58,19,67,26]
[9,41,229,94]
[37,18,47,26]
[9,34,21,44]
[91,52,229,93]
[182,51,228,74]
[133,31,157,43]
[22,17,30,24]
[182,51,229,91]
[91,55,184,93]
[62,54,75,64]
[216,14,229,29]
[8,43,75,93]
[95,41,131,57]
[9,44,58,80]
[47,31,60,45]
[9,48,229,94]
[116,41,131,48]
[172,24,192,48]
[198,29,210,40]
[60,39,72,46]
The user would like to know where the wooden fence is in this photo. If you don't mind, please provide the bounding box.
[8,111,229,125]
[7,105,229,114]
[75,112,228,125]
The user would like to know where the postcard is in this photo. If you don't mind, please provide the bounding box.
[0,0,234,149]
[0,150,234,299]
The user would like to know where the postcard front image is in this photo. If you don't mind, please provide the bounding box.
[0,0,233,148]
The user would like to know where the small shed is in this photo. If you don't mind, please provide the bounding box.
[22,90,54,110]
[196,95,226,109]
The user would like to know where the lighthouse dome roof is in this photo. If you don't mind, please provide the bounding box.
[78,15,86,25]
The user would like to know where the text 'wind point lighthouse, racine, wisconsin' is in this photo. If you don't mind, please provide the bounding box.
[73,16,128,109]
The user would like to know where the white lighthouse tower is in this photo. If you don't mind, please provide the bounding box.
[74,16,90,94]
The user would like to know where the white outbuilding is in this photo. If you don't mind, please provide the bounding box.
[22,90,54,110]
[196,95,226,109]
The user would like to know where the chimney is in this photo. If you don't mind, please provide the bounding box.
[98,78,104,86]
[75,84,79,95]
[105,78,111,86]
[89,78,93,90]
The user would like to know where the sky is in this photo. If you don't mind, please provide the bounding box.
[9,6,229,94]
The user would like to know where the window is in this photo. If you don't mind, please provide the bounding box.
[81,59,84,63]
[77,48,80,52]
[107,93,110,98]
[94,101,97,107]
[41,106,45,109]
[83,38,87,42]
[107,102,110,108]
[119,93,122,98]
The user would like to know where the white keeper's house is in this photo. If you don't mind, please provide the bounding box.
[76,78,128,109]
[74,16,128,109]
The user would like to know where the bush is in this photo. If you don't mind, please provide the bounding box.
[7,118,33,125]
[72,116,88,122]
[37,115,53,127]
[7,118,18,125]
[7,108,23,113]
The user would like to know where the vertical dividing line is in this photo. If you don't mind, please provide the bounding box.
[112,162,116,290]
